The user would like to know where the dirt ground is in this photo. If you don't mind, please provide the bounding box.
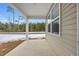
[0,40,25,56]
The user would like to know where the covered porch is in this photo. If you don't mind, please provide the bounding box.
[5,3,53,56]
[5,3,78,56]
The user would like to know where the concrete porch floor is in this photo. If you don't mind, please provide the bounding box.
[5,39,56,56]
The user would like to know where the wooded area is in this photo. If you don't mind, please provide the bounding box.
[0,22,26,32]
[0,22,45,32]
[29,23,45,32]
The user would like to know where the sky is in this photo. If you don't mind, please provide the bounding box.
[28,19,45,23]
[0,3,45,24]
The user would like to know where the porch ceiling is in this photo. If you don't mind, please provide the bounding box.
[10,3,52,19]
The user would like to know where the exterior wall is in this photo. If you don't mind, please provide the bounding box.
[77,3,79,56]
[46,3,77,56]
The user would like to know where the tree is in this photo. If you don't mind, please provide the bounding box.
[7,6,15,32]
[29,22,45,32]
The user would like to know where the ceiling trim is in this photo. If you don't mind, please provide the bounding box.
[26,15,46,19]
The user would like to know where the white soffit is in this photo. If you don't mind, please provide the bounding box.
[11,3,52,19]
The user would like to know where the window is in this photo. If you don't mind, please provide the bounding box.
[47,15,51,32]
[51,4,59,34]
[52,18,59,34]
[51,4,59,19]
[48,24,50,32]
[47,3,60,35]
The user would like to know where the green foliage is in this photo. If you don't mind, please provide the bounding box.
[29,23,45,32]
[0,22,26,32]
[0,22,45,32]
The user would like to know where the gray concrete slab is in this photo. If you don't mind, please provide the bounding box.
[5,39,56,56]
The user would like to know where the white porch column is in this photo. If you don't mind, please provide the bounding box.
[26,18,29,41]
[45,19,48,40]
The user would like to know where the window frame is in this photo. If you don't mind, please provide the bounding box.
[47,3,61,37]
